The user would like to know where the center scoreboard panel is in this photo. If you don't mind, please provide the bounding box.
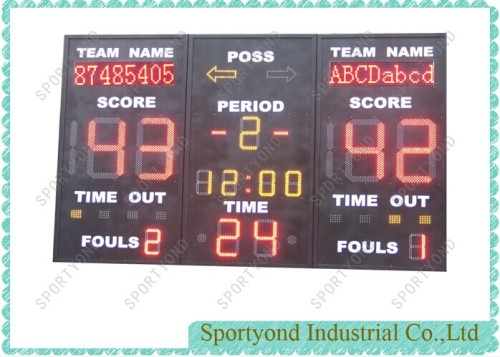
[184,36,315,267]
[54,34,446,271]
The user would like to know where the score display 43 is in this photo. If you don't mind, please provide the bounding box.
[53,34,446,271]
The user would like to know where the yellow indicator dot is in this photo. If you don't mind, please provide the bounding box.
[419,215,432,224]
[388,214,401,224]
[70,209,82,219]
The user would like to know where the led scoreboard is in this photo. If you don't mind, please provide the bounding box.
[54,34,446,271]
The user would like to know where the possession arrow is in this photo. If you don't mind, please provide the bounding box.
[266,66,297,82]
[206,66,238,83]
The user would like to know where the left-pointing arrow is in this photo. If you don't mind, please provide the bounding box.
[206,66,238,83]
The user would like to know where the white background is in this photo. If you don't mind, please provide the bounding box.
[6,7,491,349]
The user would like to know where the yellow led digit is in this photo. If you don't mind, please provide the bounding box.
[196,169,213,195]
[285,170,302,197]
[124,64,136,84]
[259,170,275,197]
[112,64,124,85]
[74,64,86,85]
[221,169,238,196]
[138,64,148,84]
[239,116,260,151]
[99,64,111,85]
[163,63,175,85]
[86,65,97,86]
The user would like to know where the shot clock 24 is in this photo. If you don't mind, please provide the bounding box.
[53,34,446,271]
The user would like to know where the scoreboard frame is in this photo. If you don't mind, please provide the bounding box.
[53,33,446,271]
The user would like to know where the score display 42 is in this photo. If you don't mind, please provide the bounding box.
[53,34,446,271]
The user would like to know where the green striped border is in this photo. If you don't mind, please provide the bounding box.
[1,0,497,355]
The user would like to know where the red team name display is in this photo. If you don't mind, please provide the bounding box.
[329,62,434,86]
[74,62,175,86]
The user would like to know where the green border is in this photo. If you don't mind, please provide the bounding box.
[1,0,497,355]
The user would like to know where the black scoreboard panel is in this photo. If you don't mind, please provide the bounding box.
[314,35,446,270]
[54,34,446,271]
[183,36,316,266]
[53,35,188,263]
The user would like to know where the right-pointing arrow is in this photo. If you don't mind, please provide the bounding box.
[266,66,297,82]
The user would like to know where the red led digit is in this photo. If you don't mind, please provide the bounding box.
[144,228,162,256]
[396,118,437,183]
[409,234,426,260]
[253,219,278,257]
[325,122,334,179]
[74,64,86,85]
[216,218,241,258]
[68,121,77,175]
[136,117,175,181]
[345,119,385,182]
[87,117,126,179]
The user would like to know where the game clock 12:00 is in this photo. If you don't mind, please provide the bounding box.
[53,34,446,271]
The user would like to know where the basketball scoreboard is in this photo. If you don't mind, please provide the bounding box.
[53,34,446,270]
